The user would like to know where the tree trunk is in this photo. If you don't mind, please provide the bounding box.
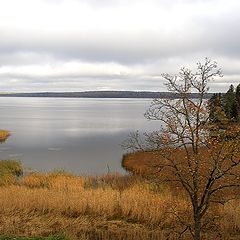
[194,217,201,240]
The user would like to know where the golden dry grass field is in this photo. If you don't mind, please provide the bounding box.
[0,170,239,239]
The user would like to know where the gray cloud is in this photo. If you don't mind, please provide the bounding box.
[0,0,239,92]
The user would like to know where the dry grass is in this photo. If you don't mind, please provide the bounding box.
[0,130,10,142]
[0,173,184,239]
[122,148,240,239]
[122,151,161,175]
[0,172,239,239]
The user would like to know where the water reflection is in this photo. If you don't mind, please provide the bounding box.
[0,97,159,174]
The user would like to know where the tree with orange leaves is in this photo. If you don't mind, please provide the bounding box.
[122,58,240,240]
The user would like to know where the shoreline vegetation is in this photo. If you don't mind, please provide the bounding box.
[0,159,239,239]
[0,130,10,143]
[0,161,178,239]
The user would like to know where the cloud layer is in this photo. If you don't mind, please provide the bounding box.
[0,0,240,92]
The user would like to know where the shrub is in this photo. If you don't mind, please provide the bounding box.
[0,160,23,186]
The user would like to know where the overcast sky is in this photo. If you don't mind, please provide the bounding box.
[0,0,239,92]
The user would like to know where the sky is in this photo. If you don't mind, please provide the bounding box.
[0,0,240,93]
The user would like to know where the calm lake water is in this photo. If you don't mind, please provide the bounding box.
[0,97,160,174]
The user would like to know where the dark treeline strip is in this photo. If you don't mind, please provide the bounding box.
[0,91,213,99]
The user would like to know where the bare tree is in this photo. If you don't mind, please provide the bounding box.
[122,58,240,240]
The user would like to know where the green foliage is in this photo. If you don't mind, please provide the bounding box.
[222,84,237,120]
[209,93,228,125]
[0,160,23,177]
[0,160,23,185]
[236,84,240,121]
[209,84,240,123]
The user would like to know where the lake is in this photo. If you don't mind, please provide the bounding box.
[0,97,160,174]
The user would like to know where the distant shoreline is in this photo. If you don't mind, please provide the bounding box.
[0,91,213,99]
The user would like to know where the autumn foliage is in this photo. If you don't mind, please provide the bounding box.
[122,58,240,239]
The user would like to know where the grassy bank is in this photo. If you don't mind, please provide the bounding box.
[0,130,10,143]
[0,162,239,239]
[0,172,175,239]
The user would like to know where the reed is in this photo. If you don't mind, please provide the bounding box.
[0,130,10,143]
[0,172,239,239]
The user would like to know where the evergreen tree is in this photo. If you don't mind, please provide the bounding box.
[236,84,240,122]
[223,84,237,121]
[208,93,228,124]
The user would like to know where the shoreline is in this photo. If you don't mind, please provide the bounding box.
[0,130,10,142]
